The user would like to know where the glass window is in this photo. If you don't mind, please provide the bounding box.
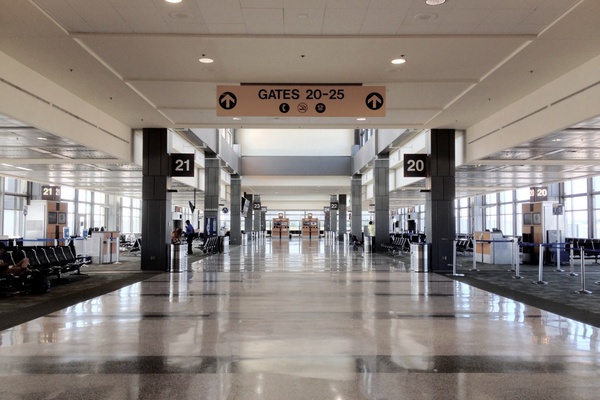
[565,196,588,238]
[3,195,25,237]
[485,206,497,231]
[4,178,26,194]
[499,203,514,236]
[516,187,530,201]
[499,190,513,203]
[94,192,107,204]
[61,186,76,200]
[564,178,588,195]
[485,193,497,205]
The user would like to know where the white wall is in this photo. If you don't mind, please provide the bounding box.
[237,129,354,156]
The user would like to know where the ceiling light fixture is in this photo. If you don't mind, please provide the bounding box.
[199,55,213,64]
[391,57,406,65]
[425,0,446,5]
[357,118,366,121]
[165,0,183,4]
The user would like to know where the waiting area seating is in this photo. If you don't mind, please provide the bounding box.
[1,245,91,295]
[565,238,600,263]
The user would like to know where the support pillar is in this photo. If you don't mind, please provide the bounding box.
[204,157,220,238]
[230,175,241,246]
[373,158,390,253]
[425,129,456,272]
[338,194,347,242]
[330,195,338,236]
[351,175,362,238]
[244,194,253,235]
[253,194,261,234]
[141,128,171,271]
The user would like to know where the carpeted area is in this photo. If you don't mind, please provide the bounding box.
[385,251,600,328]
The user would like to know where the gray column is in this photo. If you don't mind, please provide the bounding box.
[373,158,389,253]
[324,209,331,231]
[141,128,171,271]
[204,157,220,236]
[253,194,261,233]
[244,194,253,234]
[338,194,347,242]
[351,175,362,238]
[230,175,241,246]
[330,195,338,234]
[425,129,456,272]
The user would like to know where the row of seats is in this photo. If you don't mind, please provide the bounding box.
[23,246,91,278]
[565,238,600,262]
[382,236,411,255]
[1,246,91,295]
[199,236,219,254]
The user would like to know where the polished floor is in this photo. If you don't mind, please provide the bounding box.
[1,236,600,399]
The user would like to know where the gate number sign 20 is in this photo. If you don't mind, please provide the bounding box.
[171,154,195,177]
[403,154,428,178]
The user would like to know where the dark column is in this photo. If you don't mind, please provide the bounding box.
[351,175,362,238]
[253,194,261,234]
[425,129,456,272]
[244,194,253,235]
[230,175,241,246]
[338,194,347,242]
[141,128,171,271]
[204,157,220,237]
[373,158,390,253]
[330,195,338,235]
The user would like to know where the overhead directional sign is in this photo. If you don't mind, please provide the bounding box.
[217,85,385,117]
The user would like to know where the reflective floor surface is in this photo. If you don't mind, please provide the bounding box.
[1,236,600,399]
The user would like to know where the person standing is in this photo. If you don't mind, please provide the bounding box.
[368,221,375,253]
[184,220,195,255]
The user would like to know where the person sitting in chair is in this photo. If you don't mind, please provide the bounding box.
[0,243,31,276]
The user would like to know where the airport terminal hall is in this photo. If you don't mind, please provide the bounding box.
[3,0,600,399]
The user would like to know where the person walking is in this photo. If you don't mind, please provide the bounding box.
[184,220,195,255]
[368,221,375,253]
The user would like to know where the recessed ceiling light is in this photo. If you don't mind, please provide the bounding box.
[425,0,446,5]
[37,137,48,140]
[391,57,406,65]
[199,57,214,64]
[165,0,183,4]
[233,117,241,121]
[357,118,366,121]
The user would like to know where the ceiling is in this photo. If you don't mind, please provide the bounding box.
[1,0,600,210]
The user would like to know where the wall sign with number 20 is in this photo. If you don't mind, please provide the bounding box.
[403,154,428,178]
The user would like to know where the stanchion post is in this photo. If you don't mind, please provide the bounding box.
[569,247,578,277]
[447,239,464,277]
[555,242,564,272]
[576,250,592,294]
[533,243,547,284]
[471,238,478,272]
[509,238,516,272]
[513,241,522,279]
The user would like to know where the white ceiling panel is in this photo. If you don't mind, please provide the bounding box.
[0,0,597,210]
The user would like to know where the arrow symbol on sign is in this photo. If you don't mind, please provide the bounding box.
[366,93,384,110]
[219,92,237,110]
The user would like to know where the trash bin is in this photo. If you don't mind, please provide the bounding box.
[410,243,429,272]
[169,243,187,272]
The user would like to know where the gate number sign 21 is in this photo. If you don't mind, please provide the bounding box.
[171,154,195,177]
[403,154,428,178]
